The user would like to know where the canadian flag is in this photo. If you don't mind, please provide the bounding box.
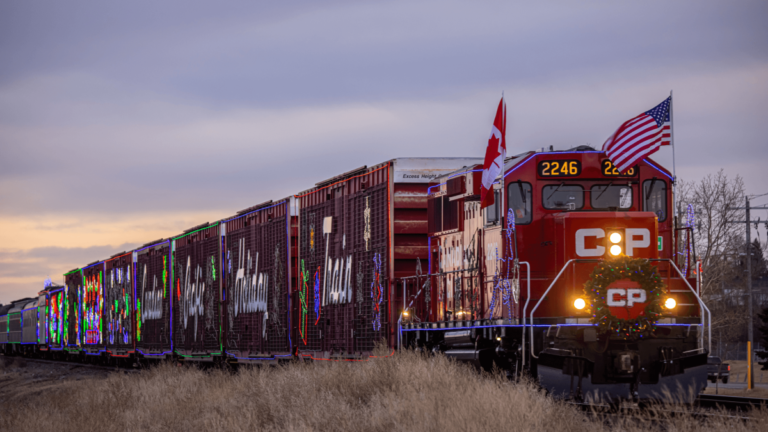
[480,97,506,209]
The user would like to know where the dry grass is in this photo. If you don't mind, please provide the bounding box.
[1,349,767,432]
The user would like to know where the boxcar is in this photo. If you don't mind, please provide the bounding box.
[105,252,134,357]
[63,268,84,352]
[81,261,105,355]
[47,284,67,351]
[294,158,481,360]
[0,304,11,351]
[172,222,222,360]
[135,239,173,358]
[222,198,295,363]
[36,291,49,351]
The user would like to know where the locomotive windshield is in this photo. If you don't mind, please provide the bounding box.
[643,179,667,221]
[542,184,583,210]
[590,184,632,209]
[506,182,532,223]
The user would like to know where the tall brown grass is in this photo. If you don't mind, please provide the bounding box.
[1,348,766,432]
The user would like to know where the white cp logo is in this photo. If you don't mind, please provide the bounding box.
[607,288,646,307]
[575,228,650,257]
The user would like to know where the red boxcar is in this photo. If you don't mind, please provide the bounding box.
[172,222,222,359]
[134,239,173,358]
[81,261,105,355]
[222,198,294,363]
[294,158,481,360]
[104,252,134,356]
[63,267,84,352]
[46,284,67,351]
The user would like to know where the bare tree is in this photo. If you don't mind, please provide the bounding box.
[677,170,745,295]
[677,170,748,350]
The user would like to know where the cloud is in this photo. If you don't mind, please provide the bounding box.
[0,0,766,302]
[0,243,139,304]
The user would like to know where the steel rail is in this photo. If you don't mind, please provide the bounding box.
[2,355,140,373]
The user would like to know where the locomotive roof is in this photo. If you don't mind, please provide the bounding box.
[429,152,532,184]
[0,304,12,316]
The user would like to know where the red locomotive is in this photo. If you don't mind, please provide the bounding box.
[400,146,708,401]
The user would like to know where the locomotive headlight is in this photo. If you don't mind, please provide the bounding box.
[664,298,676,309]
[574,298,586,310]
[606,229,625,256]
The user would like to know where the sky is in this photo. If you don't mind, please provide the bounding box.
[1,0,767,304]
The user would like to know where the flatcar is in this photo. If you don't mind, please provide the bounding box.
[399,146,707,401]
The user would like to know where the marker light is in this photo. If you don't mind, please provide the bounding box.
[609,232,622,244]
[664,298,676,309]
[496,337,502,341]
[574,298,586,310]
[610,245,622,256]
[403,310,409,317]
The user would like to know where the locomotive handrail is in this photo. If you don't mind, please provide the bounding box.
[518,261,531,371]
[529,259,577,359]
[397,266,480,350]
[653,259,711,353]
[527,258,711,359]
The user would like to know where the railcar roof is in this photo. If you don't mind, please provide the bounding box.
[8,298,33,313]
[295,157,483,196]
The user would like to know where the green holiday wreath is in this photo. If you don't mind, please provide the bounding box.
[583,255,668,340]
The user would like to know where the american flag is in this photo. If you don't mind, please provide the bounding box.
[603,96,672,173]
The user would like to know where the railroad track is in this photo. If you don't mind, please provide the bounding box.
[571,403,752,423]
[695,393,768,410]
[3,356,140,373]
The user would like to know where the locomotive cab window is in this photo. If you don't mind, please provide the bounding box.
[485,189,501,225]
[542,184,583,210]
[643,179,667,222]
[506,182,532,224]
[591,185,633,210]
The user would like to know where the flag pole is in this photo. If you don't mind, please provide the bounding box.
[670,90,677,217]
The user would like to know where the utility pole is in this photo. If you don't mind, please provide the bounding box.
[728,197,768,390]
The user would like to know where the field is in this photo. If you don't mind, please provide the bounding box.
[1,350,767,432]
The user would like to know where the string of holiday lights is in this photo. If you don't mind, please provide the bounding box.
[682,204,695,277]
[299,260,309,345]
[584,256,667,340]
[371,253,383,331]
[313,266,321,325]
[488,209,517,320]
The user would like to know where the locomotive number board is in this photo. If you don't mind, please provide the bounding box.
[538,160,581,177]
[601,160,637,177]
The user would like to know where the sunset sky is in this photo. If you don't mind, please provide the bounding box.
[1,1,767,304]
